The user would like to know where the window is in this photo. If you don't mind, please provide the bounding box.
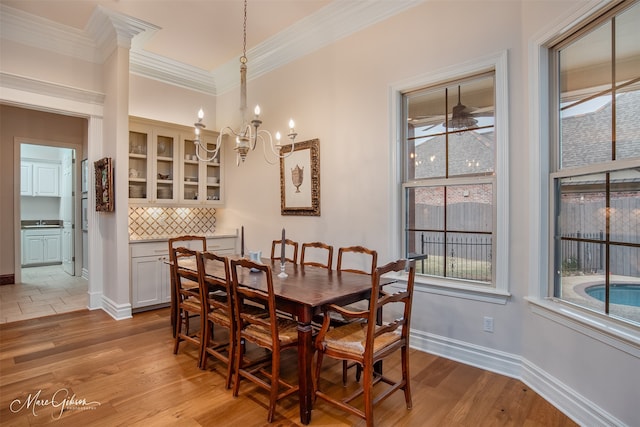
[550,0,640,325]
[401,68,504,290]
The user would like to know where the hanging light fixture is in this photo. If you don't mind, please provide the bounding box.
[193,0,297,165]
[446,85,478,130]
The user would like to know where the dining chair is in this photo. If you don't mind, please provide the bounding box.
[300,241,334,270]
[335,245,379,382]
[172,246,203,365]
[229,258,300,423]
[314,259,416,427]
[197,251,235,388]
[168,235,206,336]
[270,239,299,264]
[337,245,378,276]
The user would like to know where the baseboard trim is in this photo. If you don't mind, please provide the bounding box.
[521,360,624,427]
[0,274,15,285]
[410,329,624,427]
[100,295,132,321]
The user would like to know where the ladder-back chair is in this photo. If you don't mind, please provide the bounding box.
[300,242,334,270]
[270,239,299,264]
[314,259,416,427]
[197,251,235,388]
[230,258,300,422]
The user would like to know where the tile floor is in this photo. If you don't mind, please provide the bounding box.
[0,265,88,324]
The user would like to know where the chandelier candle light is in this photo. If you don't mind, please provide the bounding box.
[193,0,298,166]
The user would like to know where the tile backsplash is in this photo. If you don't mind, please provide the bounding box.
[129,206,216,240]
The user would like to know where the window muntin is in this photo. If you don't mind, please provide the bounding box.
[406,76,495,180]
[403,73,496,286]
[551,0,640,325]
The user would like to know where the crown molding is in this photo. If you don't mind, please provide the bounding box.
[0,71,105,105]
[86,6,160,63]
[1,1,424,96]
[0,4,98,62]
[214,0,424,94]
[129,50,216,95]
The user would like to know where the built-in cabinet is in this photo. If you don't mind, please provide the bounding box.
[20,160,61,197]
[22,228,62,266]
[129,117,223,205]
[129,235,236,311]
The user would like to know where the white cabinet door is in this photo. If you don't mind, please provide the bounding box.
[129,120,180,205]
[130,239,172,309]
[43,234,61,263]
[34,163,60,197]
[131,255,163,308]
[179,133,223,205]
[20,163,33,195]
[24,234,45,265]
[23,229,62,266]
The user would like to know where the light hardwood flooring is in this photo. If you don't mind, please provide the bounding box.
[0,308,578,426]
[0,265,88,324]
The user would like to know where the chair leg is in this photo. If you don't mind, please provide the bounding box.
[356,363,362,382]
[402,346,412,409]
[314,350,325,399]
[199,316,210,369]
[268,356,280,423]
[232,335,243,397]
[173,311,182,354]
[225,332,235,390]
[342,360,348,385]
[363,362,374,427]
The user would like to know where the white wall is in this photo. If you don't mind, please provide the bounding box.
[129,74,215,127]
[210,1,638,426]
[2,1,637,425]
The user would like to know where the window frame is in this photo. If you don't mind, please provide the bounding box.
[390,50,510,304]
[528,0,640,350]
[547,0,640,326]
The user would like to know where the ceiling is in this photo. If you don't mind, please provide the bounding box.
[1,0,424,94]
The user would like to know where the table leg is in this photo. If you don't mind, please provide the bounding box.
[297,320,314,424]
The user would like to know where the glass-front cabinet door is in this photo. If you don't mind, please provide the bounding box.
[154,129,178,203]
[129,120,179,204]
[129,117,222,206]
[128,127,150,202]
[180,133,223,205]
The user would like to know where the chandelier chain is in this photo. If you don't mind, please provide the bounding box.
[242,0,247,62]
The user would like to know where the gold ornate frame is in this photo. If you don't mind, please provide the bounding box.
[94,157,114,212]
[280,139,320,216]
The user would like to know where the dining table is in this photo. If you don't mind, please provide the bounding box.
[177,254,396,425]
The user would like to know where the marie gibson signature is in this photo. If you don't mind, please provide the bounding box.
[10,388,101,420]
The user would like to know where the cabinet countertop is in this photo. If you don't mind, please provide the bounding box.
[129,232,237,244]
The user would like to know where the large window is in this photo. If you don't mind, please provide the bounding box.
[550,0,640,325]
[402,72,497,286]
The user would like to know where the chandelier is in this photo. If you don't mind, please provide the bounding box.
[193,0,297,165]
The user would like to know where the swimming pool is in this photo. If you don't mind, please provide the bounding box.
[585,284,640,307]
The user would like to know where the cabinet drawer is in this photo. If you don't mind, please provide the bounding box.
[130,236,236,258]
[23,228,62,237]
[130,241,169,257]
[206,237,235,252]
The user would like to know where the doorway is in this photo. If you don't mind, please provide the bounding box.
[10,141,88,322]
[20,143,75,276]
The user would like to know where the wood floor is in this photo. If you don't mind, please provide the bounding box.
[0,308,577,426]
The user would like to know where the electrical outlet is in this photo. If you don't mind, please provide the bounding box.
[483,316,494,333]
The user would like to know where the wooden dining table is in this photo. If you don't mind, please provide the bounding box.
[177,255,395,425]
